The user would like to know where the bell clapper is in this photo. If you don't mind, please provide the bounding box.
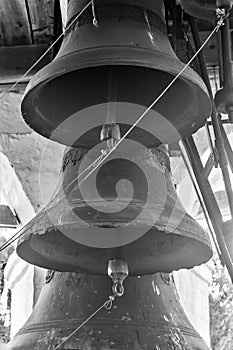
[100,123,121,151]
[108,259,129,298]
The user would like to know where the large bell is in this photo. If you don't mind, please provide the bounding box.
[21,0,211,147]
[16,142,212,275]
[8,271,210,350]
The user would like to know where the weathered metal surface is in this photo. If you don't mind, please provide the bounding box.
[21,0,210,146]
[8,271,210,350]
[17,144,212,275]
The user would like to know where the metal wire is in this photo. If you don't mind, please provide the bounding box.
[66,16,225,191]
[53,295,115,350]
[0,229,23,252]
[0,0,92,103]
[0,0,93,252]
[0,12,225,254]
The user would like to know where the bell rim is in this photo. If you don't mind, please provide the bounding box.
[21,47,211,146]
[16,236,213,275]
[17,220,212,249]
[16,216,213,275]
[16,199,212,247]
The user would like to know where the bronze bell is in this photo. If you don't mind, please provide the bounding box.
[8,271,210,350]
[21,0,211,147]
[16,142,212,275]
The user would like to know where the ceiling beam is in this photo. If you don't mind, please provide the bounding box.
[0,44,51,88]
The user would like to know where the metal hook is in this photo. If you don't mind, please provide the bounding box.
[108,259,129,298]
[104,295,115,309]
[112,281,124,297]
[92,0,99,28]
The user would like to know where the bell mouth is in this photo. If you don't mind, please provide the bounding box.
[22,49,210,147]
[16,199,212,275]
[16,225,212,276]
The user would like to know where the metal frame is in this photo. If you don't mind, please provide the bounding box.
[181,15,233,281]
[181,136,233,279]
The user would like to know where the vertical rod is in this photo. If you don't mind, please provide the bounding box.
[213,109,233,218]
[180,144,222,261]
[219,120,233,173]
[221,16,233,122]
[188,16,213,97]
[189,16,233,221]
[221,17,233,87]
[216,30,224,87]
[183,137,233,282]
[25,0,35,45]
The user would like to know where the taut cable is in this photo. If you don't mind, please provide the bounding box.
[0,11,226,254]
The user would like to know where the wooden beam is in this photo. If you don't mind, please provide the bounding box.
[26,0,54,44]
[0,0,31,46]
[0,1,55,46]
[0,44,51,83]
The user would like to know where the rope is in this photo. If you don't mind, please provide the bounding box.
[67,16,225,189]
[53,295,115,350]
[0,12,225,254]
